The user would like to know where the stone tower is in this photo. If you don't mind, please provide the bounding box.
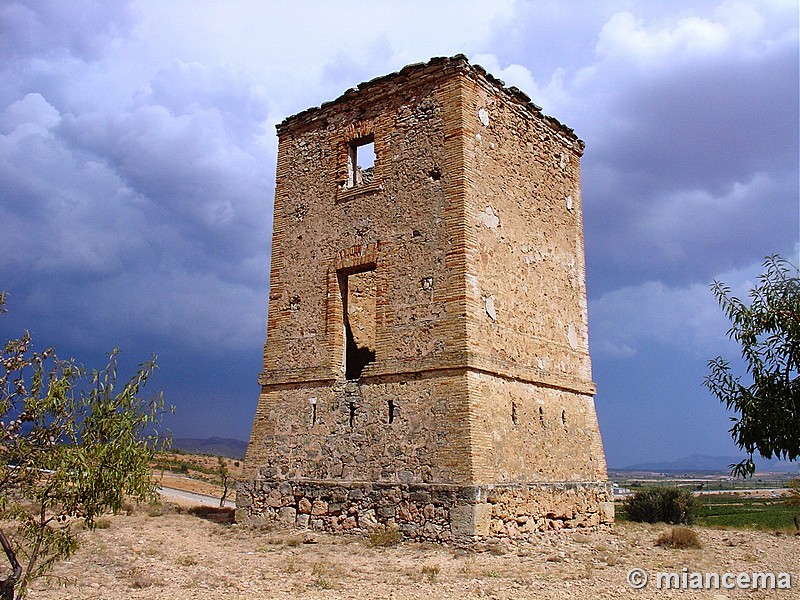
[238,55,613,540]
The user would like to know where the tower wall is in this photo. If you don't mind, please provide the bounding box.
[456,70,607,485]
[239,56,612,540]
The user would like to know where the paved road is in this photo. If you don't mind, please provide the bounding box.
[159,486,235,508]
[696,488,789,496]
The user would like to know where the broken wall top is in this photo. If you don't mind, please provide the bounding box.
[276,54,584,154]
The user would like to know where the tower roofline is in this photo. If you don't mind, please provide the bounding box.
[276,54,584,152]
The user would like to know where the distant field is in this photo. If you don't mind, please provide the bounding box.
[696,494,799,531]
[152,451,244,502]
[614,476,794,492]
[616,493,800,532]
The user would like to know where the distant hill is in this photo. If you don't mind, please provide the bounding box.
[171,437,248,460]
[613,453,798,474]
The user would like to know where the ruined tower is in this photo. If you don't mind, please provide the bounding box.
[238,56,613,539]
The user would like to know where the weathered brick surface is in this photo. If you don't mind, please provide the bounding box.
[241,55,612,540]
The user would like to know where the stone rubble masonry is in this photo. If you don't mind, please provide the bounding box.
[239,54,613,541]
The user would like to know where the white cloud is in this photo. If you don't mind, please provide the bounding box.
[0,93,60,133]
[596,11,731,65]
[127,0,515,116]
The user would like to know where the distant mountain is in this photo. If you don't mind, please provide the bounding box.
[614,453,798,474]
[171,436,248,460]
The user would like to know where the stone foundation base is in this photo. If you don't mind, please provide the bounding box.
[236,479,614,542]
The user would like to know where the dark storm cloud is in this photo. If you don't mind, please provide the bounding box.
[595,53,797,188]
[1,60,273,359]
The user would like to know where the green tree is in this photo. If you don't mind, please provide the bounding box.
[704,255,800,477]
[217,455,231,508]
[0,293,169,599]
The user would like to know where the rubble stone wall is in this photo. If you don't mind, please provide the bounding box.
[258,68,464,387]
[236,479,614,542]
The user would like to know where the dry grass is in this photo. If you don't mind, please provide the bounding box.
[310,560,343,590]
[24,508,800,600]
[421,563,440,583]
[655,527,703,549]
[127,566,163,589]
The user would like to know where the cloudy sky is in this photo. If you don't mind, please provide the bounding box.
[1,0,797,467]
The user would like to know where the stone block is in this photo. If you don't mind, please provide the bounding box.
[278,507,297,524]
[376,505,395,519]
[311,500,328,516]
[298,497,312,514]
[358,509,378,528]
[328,502,345,515]
[450,503,492,537]
[600,501,615,523]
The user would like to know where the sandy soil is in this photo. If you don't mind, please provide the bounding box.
[27,505,799,599]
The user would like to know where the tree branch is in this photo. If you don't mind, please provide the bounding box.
[0,528,21,600]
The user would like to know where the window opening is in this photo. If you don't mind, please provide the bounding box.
[310,398,317,425]
[511,402,518,427]
[388,400,395,424]
[561,409,567,429]
[539,406,545,427]
[347,135,375,187]
[340,269,377,380]
[349,402,356,428]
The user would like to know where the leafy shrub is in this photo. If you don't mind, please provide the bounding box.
[655,527,703,549]
[785,479,800,509]
[367,523,402,547]
[623,487,702,524]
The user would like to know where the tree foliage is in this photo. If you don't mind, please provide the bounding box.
[704,255,800,477]
[0,293,168,598]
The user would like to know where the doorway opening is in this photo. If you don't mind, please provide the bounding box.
[340,268,377,380]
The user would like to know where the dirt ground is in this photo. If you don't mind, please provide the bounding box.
[27,505,799,599]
